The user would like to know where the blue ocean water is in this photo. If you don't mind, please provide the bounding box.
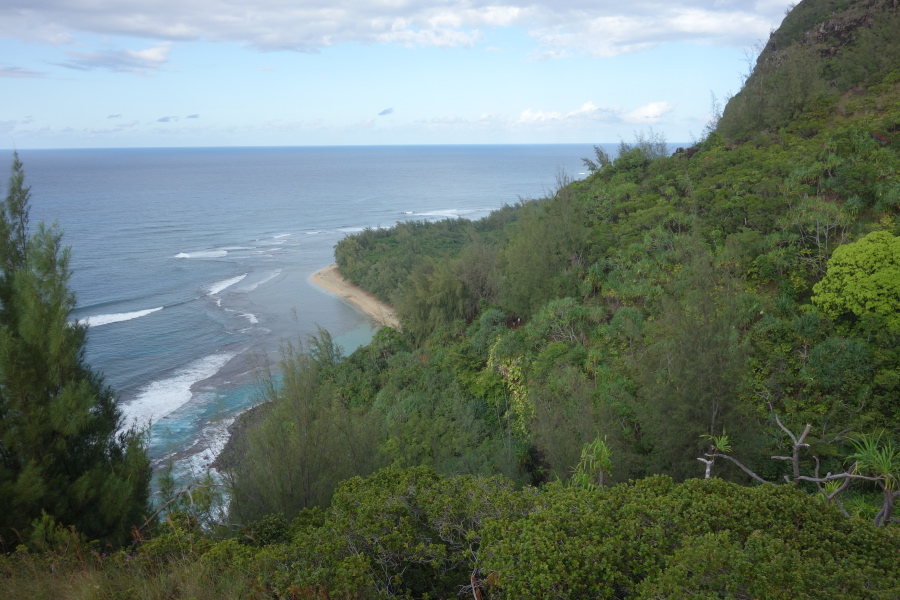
[15,144,603,481]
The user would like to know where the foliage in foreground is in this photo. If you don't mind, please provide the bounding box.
[4,0,900,595]
[0,154,151,549]
[1,467,899,599]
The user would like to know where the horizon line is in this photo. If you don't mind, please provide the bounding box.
[8,141,692,152]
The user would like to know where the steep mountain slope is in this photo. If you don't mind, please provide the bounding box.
[720,0,900,140]
[204,0,900,534]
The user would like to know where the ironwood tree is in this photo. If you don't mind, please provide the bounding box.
[0,153,150,548]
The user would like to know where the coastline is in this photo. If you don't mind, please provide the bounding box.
[215,266,397,477]
[309,264,400,329]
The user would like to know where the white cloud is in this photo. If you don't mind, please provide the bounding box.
[375,26,481,48]
[0,1,794,54]
[515,101,643,127]
[529,6,778,58]
[530,48,571,60]
[86,120,139,135]
[2,117,139,139]
[0,66,46,78]
[56,43,171,74]
[426,115,466,125]
[623,101,675,124]
[0,116,37,133]
[126,44,170,65]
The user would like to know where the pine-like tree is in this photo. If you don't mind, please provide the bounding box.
[0,153,150,548]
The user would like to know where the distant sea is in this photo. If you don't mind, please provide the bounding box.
[16,144,606,484]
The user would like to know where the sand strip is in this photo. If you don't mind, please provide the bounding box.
[309,264,400,329]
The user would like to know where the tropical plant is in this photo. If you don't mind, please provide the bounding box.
[0,154,151,548]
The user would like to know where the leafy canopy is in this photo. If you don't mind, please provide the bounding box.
[812,230,900,329]
[0,154,150,548]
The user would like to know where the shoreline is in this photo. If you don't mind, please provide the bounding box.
[309,264,400,329]
[213,267,397,479]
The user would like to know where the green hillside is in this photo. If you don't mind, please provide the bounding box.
[325,0,900,485]
[3,0,900,597]
[720,0,900,140]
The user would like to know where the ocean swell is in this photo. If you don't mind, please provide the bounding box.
[207,274,248,296]
[79,307,163,327]
[175,250,229,259]
[120,352,236,429]
[242,270,282,293]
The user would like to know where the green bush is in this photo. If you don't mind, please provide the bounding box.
[480,476,900,599]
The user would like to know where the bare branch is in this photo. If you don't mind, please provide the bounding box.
[796,473,882,484]
[826,477,854,501]
[770,417,812,482]
[706,452,768,484]
[812,456,824,495]
[773,413,799,445]
[797,423,812,446]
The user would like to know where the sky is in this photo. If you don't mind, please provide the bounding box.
[0,0,796,149]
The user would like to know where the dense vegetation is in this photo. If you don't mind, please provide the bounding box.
[0,154,151,550]
[4,468,899,599]
[3,0,900,597]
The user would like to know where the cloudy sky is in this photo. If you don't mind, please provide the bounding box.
[1,0,794,148]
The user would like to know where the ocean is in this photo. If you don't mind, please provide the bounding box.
[14,144,604,485]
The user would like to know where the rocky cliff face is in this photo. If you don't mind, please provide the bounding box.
[719,0,900,140]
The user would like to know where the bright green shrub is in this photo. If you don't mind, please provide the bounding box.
[812,230,900,329]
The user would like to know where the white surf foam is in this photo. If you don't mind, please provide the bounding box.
[80,306,164,328]
[183,415,236,477]
[273,233,290,239]
[207,273,247,296]
[120,352,236,429]
[415,209,464,218]
[242,270,281,293]
[238,312,259,324]
[175,250,228,259]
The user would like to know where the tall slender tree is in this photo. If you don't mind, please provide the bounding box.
[0,153,150,548]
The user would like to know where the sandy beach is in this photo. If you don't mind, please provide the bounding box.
[309,264,400,329]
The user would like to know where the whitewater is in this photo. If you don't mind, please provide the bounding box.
[18,144,602,486]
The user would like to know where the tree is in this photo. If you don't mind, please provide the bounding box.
[224,334,382,522]
[812,230,900,329]
[582,145,612,174]
[0,153,150,548]
[499,194,588,317]
[632,249,755,480]
[847,432,900,527]
[699,415,900,527]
